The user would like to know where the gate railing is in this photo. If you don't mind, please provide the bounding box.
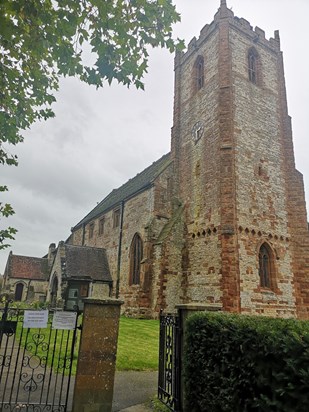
[158,312,181,412]
[0,300,80,412]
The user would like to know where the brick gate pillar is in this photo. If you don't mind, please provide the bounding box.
[72,298,123,412]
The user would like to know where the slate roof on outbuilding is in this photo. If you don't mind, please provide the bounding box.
[4,253,49,281]
[73,152,171,229]
[64,244,112,283]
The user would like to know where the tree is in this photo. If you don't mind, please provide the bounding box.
[0,0,184,249]
[0,186,17,249]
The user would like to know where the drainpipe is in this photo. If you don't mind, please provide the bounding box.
[116,201,125,298]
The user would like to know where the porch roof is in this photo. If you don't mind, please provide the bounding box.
[64,244,112,283]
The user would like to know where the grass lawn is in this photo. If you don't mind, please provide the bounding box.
[9,313,159,373]
[116,317,159,371]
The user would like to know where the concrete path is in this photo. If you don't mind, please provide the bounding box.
[112,371,157,412]
[118,405,153,412]
[0,364,157,411]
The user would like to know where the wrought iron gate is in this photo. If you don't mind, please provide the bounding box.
[0,301,80,412]
[158,313,181,412]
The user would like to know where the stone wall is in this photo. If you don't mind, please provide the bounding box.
[71,163,173,317]
[46,242,66,305]
[72,206,122,291]
[230,24,296,317]
[91,282,111,299]
[168,23,224,310]
[71,4,309,320]
[151,210,185,315]
[5,279,47,302]
[162,5,309,319]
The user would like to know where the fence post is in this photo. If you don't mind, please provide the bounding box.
[72,298,123,412]
[175,304,221,412]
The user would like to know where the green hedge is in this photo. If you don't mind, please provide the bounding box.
[184,312,309,412]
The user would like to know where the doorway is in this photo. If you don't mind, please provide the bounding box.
[14,283,24,301]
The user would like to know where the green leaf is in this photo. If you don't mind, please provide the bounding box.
[0,0,183,249]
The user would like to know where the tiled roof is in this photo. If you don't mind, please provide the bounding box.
[74,152,171,229]
[5,254,49,281]
[64,244,112,283]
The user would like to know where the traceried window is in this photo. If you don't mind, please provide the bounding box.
[130,233,143,285]
[193,55,204,91]
[99,217,105,236]
[248,47,259,84]
[259,243,274,288]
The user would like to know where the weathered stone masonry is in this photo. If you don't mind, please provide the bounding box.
[66,1,309,319]
[156,1,309,319]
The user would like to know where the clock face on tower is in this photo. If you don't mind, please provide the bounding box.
[191,121,204,144]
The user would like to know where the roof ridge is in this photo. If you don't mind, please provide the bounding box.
[88,153,170,210]
[11,254,47,261]
[73,152,171,229]
[65,244,106,252]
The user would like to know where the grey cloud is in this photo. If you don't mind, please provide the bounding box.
[1,0,309,273]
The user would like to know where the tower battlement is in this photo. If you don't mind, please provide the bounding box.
[170,0,309,319]
[175,2,281,68]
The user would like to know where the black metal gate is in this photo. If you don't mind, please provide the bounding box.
[158,313,181,412]
[0,300,80,412]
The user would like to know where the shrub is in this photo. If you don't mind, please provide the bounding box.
[184,312,309,412]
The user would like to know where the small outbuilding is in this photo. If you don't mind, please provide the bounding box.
[2,252,49,302]
[46,242,112,311]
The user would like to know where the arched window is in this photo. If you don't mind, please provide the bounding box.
[248,48,259,84]
[259,243,274,288]
[130,234,143,285]
[193,55,204,91]
[14,283,24,301]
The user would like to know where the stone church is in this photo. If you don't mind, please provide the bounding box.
[4,1,309,319]
[68,0,309,319]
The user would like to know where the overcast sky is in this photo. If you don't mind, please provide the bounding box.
[1,0,309,274]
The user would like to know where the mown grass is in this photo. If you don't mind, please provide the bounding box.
[148,397,170,411]
[116,317,159,371]
[11,314,159,373]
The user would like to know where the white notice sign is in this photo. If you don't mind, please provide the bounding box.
[52,311,77,330]
[23,310,49,329]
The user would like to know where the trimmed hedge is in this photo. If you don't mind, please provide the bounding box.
[184,312,309,411]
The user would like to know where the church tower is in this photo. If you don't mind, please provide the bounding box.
[164,0,309,318]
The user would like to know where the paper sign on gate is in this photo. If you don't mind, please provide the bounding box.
[23,310,49,329]
[52,311,77,330]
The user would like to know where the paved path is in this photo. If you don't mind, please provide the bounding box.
[117,405,153,412]
[112,371,157,412]
[0,361,157,411]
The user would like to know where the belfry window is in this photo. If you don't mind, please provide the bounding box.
[130,233,143,285]
[259,243,274,288]
[194,55,204,91]
[248,48,258,84]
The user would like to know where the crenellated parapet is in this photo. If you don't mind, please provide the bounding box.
[175,1,281,70]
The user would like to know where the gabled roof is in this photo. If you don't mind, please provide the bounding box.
[4,253,49,281]
[64,244,112,283]
[73,152,171,229]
